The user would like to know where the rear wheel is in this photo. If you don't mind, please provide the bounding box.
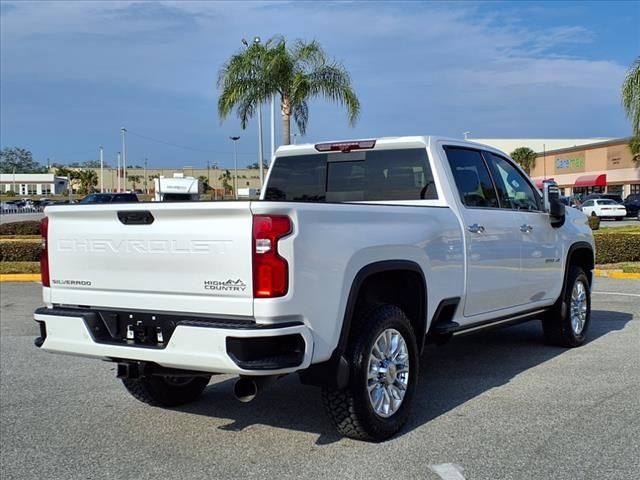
[322,305,418,441]
[542,266,591,347]
[122,375,211,407]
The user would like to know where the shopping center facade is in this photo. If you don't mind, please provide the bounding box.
[474,137,638,199]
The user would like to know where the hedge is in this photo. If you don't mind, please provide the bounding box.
[587,216,600,230]
[0,221,41,236]
[0,261,40,274]
[1,226,637,265]
[594,232,640,264]
[0,240,42,262]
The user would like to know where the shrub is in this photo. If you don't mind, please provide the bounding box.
[594,232,640,264]
[0,240,41,262]
[0,261,40,274]
[587,216,600,230]
[0,221,41,236]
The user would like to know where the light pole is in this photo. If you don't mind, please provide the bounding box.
[230,136,240,200]
[121,127,127,191]
[99,146,104,192]
[242,37,266,189]
[144,157,148,194]
[117,152,121,192]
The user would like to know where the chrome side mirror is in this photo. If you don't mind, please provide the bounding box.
[543,181,565,228]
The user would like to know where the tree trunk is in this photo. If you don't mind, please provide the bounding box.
[281,94,291,145]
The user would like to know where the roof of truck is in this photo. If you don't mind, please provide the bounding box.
[275,136,510,157]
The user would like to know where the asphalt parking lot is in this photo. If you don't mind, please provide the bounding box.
[1,279,638,480]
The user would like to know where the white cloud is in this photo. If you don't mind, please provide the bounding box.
[0,0,631,138]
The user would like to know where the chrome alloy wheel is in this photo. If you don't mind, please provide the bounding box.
[570,280,588,335]
[367,328,410,418]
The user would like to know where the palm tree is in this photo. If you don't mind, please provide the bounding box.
[622,56,640,161]
[127,175,142,191]
[77,169,98,195]
[218,170,233,195]
[510,147,537,176]
[198,175,210,192]
[218,37,360,145]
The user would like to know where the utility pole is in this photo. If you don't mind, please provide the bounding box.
[144,157,148,194]
[121,127,127,191]
[117,152,121,192]
[230,136,240,200]
[99,146,104,192]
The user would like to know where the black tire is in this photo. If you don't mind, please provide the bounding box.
[321,305,419,442]
[122,375,211,407]
[542,266,591,347]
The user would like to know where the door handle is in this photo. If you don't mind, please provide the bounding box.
[468,223,485,233]
[520,224,533,233]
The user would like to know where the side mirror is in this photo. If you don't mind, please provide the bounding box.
[543,181,565,228]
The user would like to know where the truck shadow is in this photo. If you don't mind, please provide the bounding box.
[176,309,632,444]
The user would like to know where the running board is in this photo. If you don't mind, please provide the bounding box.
[450,308,547,336]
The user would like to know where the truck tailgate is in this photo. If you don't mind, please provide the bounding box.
[45,202,254,316]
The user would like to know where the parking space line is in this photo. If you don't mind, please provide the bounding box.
[593,291,640,298]
[429,463,467,480]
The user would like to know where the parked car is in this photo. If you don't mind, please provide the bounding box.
[623,193,640,218]
[582,193,624,204]
[79,192,139,204]
[34,136,594,441]
[580,199,627,220]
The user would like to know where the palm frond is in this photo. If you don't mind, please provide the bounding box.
[622,56,640,135]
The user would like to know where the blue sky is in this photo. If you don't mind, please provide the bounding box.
[1,0,638,169]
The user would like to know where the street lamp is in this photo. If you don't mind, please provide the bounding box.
[230,136,240,200]
[241,37,267,189]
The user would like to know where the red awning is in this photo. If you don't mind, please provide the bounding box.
[574,174,606,187]
[535,178,554,188]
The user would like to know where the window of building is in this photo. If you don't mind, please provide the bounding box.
[27,184,38,195]
[630,184,640,195]
[606,185,623,196]
[41,185,52,195]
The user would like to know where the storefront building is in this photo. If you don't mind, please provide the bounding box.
[528,138,639,199]
[0,173,69,196]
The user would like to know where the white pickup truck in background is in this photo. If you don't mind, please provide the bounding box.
[34,136,594,441]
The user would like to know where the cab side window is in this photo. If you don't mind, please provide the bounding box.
[444,147,499,208]
[483,152,542,211]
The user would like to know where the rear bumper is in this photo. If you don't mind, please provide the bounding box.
[34,307,313,375]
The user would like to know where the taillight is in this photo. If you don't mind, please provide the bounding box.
[252,215,291,298]
[40,217,50,287]
[314,139,376,152]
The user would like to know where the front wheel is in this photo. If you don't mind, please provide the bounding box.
[122,374,211,407]
[322,305,418,441]
[542,266,591,347]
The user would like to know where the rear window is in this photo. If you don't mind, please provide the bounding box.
[264,148,436,202]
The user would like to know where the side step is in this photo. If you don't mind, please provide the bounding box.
[430,321,460,335]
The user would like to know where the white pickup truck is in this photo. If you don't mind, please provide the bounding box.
[34,136,594,441]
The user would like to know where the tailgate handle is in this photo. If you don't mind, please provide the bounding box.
[118,211,154,225]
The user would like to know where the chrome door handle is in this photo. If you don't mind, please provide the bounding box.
[468,224,485,233]
[520,224,533,233]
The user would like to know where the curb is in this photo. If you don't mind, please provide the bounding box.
[593,269,640,280]
[0,274,41,282]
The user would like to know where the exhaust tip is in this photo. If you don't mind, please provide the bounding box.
[233,378,258,403]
